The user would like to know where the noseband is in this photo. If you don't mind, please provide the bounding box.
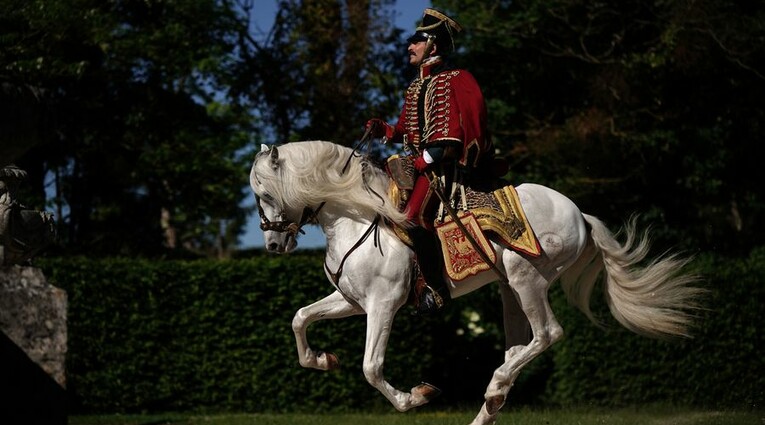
[257,198,324,239]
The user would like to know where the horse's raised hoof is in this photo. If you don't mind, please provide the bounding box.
[318,351,340,370]
[486,394,505,415]
[412,382,442,402]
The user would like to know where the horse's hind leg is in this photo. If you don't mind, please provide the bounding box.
[471,271,563,425]
[499,283,531,353]
[292,290,363,370]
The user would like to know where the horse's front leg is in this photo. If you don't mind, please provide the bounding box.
[292,290,363,370]
[361,306,441,412]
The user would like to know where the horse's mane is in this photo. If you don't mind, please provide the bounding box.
[252,141,407,224]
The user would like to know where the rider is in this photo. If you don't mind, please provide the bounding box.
[366,8,494,314]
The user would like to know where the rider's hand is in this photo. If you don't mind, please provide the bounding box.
[413,156,430,172]
[365,119,393,141]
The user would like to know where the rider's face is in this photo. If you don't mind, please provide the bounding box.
[408,41,428,66]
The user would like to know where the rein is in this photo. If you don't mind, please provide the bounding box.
[324,215,382,286]
[324,127,382,285]
[341,125,375,174]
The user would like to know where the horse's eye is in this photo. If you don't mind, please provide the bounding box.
[263,193,275,201]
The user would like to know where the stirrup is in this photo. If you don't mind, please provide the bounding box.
[413,284,445,316]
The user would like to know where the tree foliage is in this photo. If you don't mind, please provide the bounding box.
[2,0,255,257]
[232,0,406,145]
[3,0,763,257]
[434,0,765,253]
[2,0,410,257]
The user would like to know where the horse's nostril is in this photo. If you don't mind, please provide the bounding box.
[268,242,279,251]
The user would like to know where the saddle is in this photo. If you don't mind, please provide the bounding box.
[386,155,541,283]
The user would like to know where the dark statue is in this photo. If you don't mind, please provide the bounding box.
[0,165,56,265]
[0,81,56,265]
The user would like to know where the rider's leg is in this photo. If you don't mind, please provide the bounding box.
[405,175,430,225]
[406,175,450,315]
[409,226,450,314]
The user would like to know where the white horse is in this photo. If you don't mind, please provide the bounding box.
[249,140,701,425]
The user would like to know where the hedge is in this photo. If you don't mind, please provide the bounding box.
[37,247,763,413]
[545,247,765,409]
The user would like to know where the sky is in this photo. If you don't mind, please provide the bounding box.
[241,0,431,250]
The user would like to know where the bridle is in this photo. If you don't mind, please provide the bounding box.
[257,193,382,286]
[256,128,384,285]
[257,197,324,240]
[255,125,376,241]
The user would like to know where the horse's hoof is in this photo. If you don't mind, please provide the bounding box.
[318,351,340,370]
[486,394,505,415]
[412,382,442,402]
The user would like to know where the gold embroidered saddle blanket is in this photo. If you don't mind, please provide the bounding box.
[386,155,541,281]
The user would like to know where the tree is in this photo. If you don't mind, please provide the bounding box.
[232,0,406,146]
[2,0,255,257]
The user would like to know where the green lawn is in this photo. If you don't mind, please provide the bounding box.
[69,408,761,425]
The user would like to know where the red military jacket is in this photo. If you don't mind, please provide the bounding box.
[389,57,492,171]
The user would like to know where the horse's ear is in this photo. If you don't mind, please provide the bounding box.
[269,146,280,170]
[260,144,270,153]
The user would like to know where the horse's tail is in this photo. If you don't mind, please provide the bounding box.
[560,214,703,339]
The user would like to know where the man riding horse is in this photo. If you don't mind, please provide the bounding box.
[366,8,497,315]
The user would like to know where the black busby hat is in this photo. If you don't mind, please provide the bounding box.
[406,8,463,54]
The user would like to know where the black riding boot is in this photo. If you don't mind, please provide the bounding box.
[409,227,450,315]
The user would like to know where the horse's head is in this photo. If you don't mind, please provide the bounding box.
[249,144,302,253]
[250,140,409,253]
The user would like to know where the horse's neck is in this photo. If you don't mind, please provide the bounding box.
[318,207,369,242]
[316,207,381,262]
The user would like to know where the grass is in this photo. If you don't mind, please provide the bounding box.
[69,408,762,425]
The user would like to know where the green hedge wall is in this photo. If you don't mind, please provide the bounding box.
[40,253,437,413]
[37,247,763,413]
